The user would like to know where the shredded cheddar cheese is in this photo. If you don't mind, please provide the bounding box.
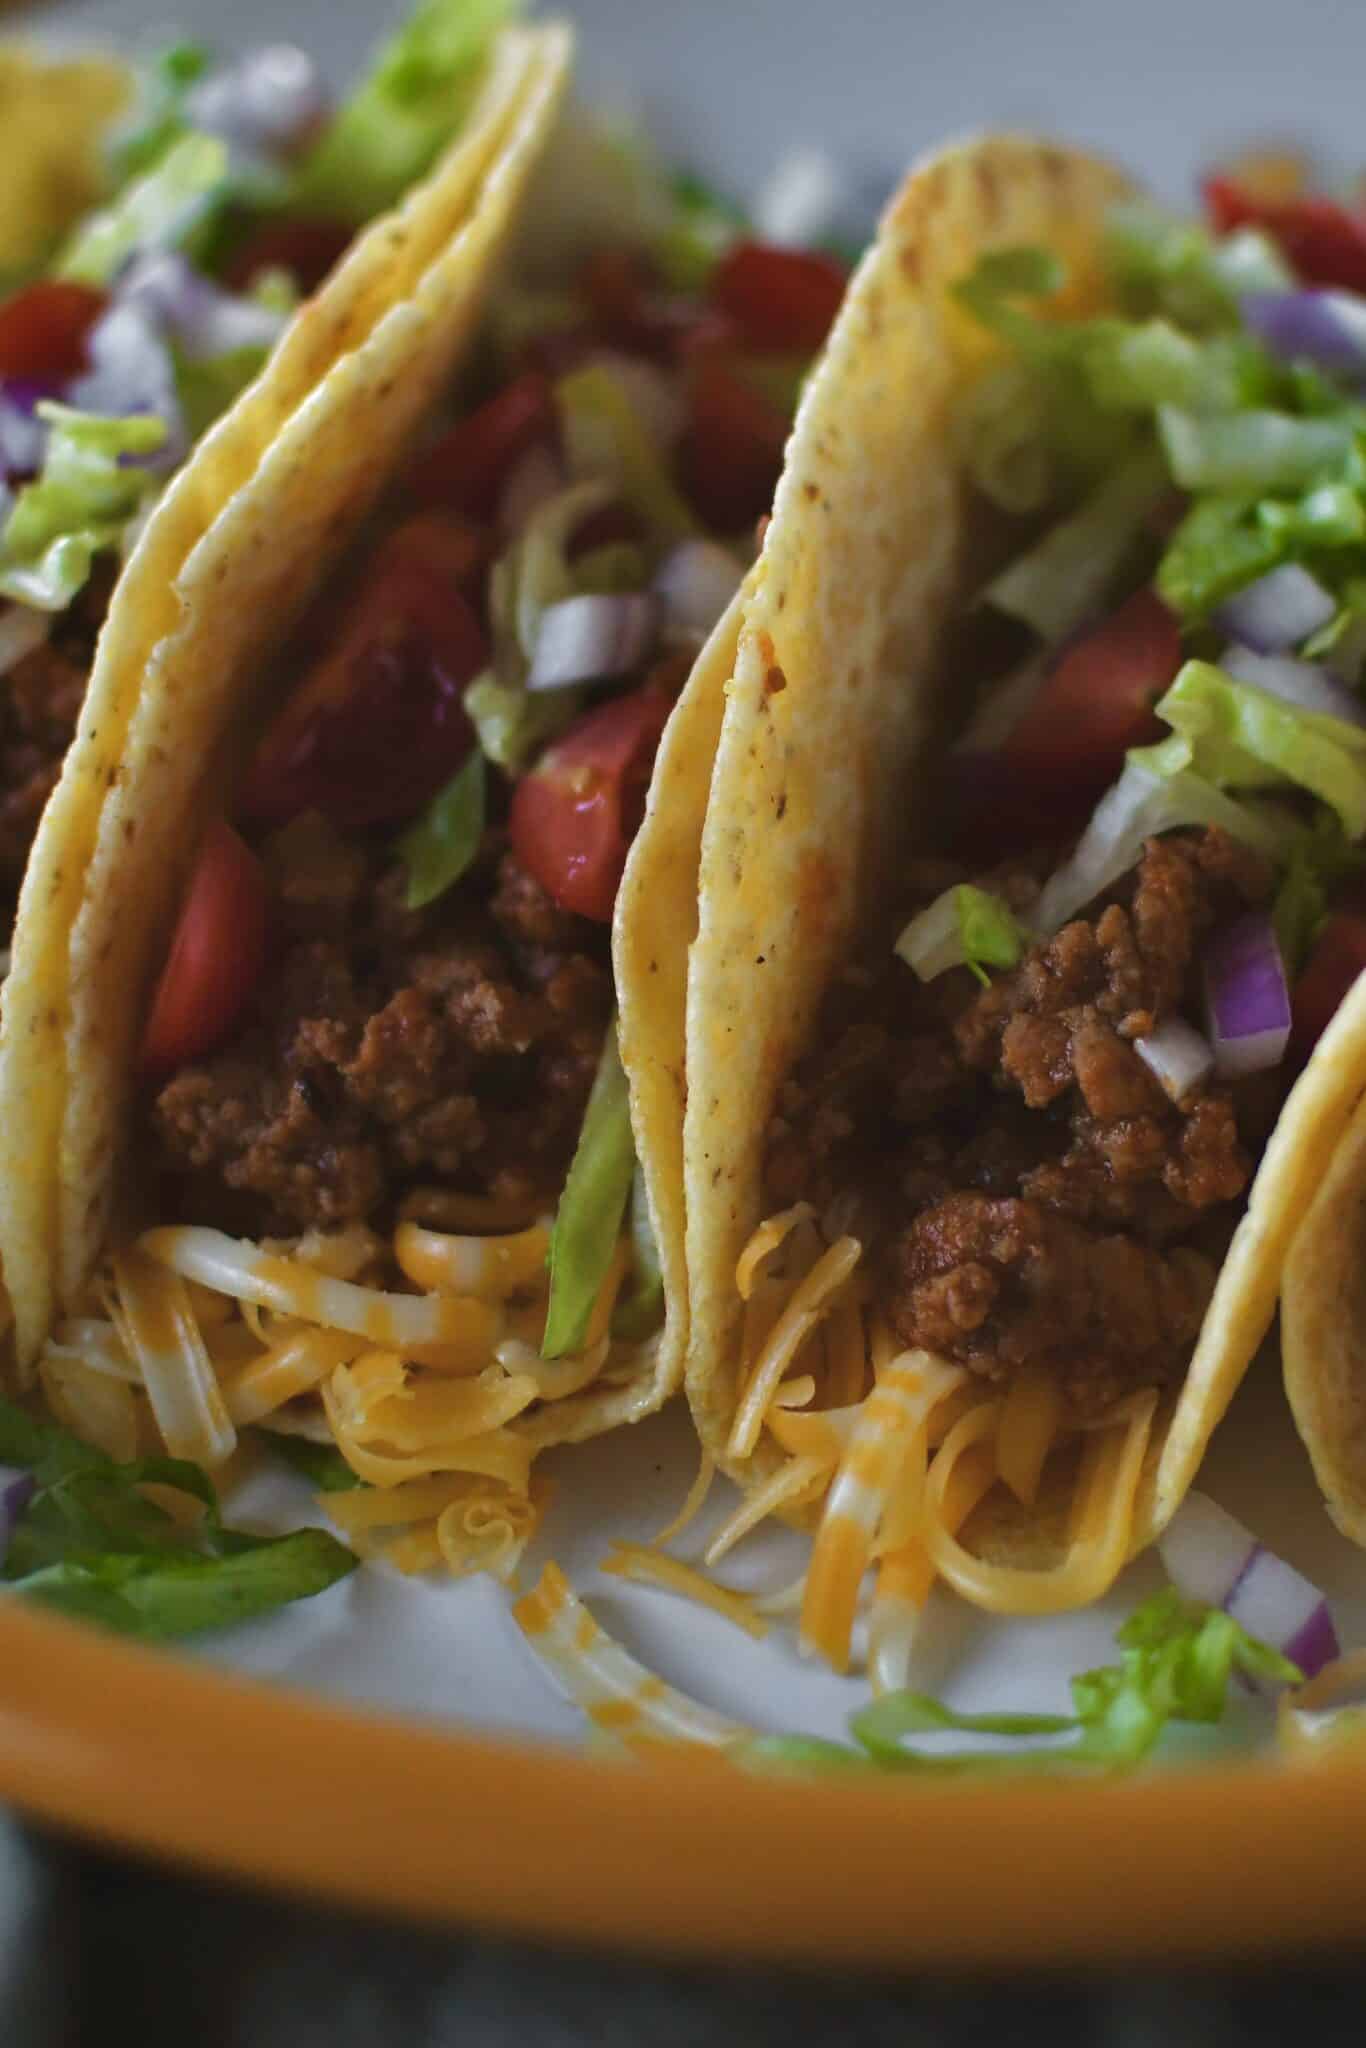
[601,1542,769,1638]
[513,1562,748,1748]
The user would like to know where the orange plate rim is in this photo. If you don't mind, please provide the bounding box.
[2,1593,1366,1964]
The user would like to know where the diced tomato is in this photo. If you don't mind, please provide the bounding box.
[407,372,557,519]
[0,282,106,381]
[1204,174,1366,292]
[947,589,1181,858]
[709,241,847,354]
[1290,911,1366,1061]
[222,216,354,294]
[1006,588,1179,767]
[142,822,268,1076]
[370,510,489,601]
[239,541,485,830]
[679,356,789,534]
[509,680,675,921]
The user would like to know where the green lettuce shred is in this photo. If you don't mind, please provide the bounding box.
[397,749,485,909]
[556,365,697,542]
[983,441,1168,643]
[57,131,229,285]
[542,1022,635,1360]
[0,1395,356,1640]
[0,405,166,610]
[741,1587,1299,1777]
[954,885,1027,985]
[291,0,518,224]
[610,1168,666,1342]
[1143,659,1366,839]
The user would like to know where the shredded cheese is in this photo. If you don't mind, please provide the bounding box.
[394,1219,553,1301]
[601,1542,769,1638]
[513,1562,748,1749]
[996,1365,1065,1507]
[800,1351,964,1672]
[727,1235,862,1460]
[651,1451,715,1546]
[924,1392,1158,1615]
[110,1246,235,1467]
[704,1453,830,1566]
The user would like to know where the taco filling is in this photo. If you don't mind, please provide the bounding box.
[721,153,1366,1666]
[0,2,525,946]
[44,193,847,1541]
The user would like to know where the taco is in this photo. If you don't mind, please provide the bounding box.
[682,136,1366,1680]
[0,4,560,1354]
[1,44,855,1578]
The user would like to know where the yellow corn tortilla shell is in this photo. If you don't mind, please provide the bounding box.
[0,24,571,1376]
[0,46,130,273]
[683,132,1366,1562]
[1282,1015,1366,1546]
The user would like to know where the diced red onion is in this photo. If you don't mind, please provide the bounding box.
[1219,643,1366,726]
[1203,909,1291,1078]
[0,605,49,676]
[1159,1490,1339,1682]
[1134,1018,1215,1102]
[68,302,185,473]
[1241,289,1366,376]
[581,352,684,450]
[526,592,660,692]
[1214,564,1336,653]
[117,252,290,362]
[0,1464,34,1569]
[0,381,59,480]
[186,45,327,164]
[498,442,566,541]
[652,539,744,640]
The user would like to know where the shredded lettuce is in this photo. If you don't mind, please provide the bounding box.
[655,166,746,293]
[1105,200,1292,329]
[1157,405,1360,496]
[107,39,211,183]
[742,1588,1298,1777]
[1144,659,1366,839]
[465,671,579,774]
[895,884,1025,984]
[0,405,166,610]
[610,1167,666,1342]
[397,749,485,909]
[1034,754,1295,936]
[542,1022,635,1360]
[556,365,697,542]
[57,132,229,286]
[259,1431,366,1494]
[984,441,1167,643]
[0,1394,356,1640]
[290,0,517,224]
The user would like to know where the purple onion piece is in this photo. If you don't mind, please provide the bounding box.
[0,1466,34,1569]
[1242,288,1366,376]
[1204,910,1292,1078]
[1214,563,1336,654]
[1219,643,1366,726]
[1134,1018,1215,1103]
[1283,1603,1343,1682]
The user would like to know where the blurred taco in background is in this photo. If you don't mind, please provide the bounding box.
[0,0,550,1351]
[681,135,1366,1680]
[1,16,857,1583]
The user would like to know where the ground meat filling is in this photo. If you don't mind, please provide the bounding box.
[763,829,1274,1413]
[0,569,111,925]
[152,813,612,1234]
